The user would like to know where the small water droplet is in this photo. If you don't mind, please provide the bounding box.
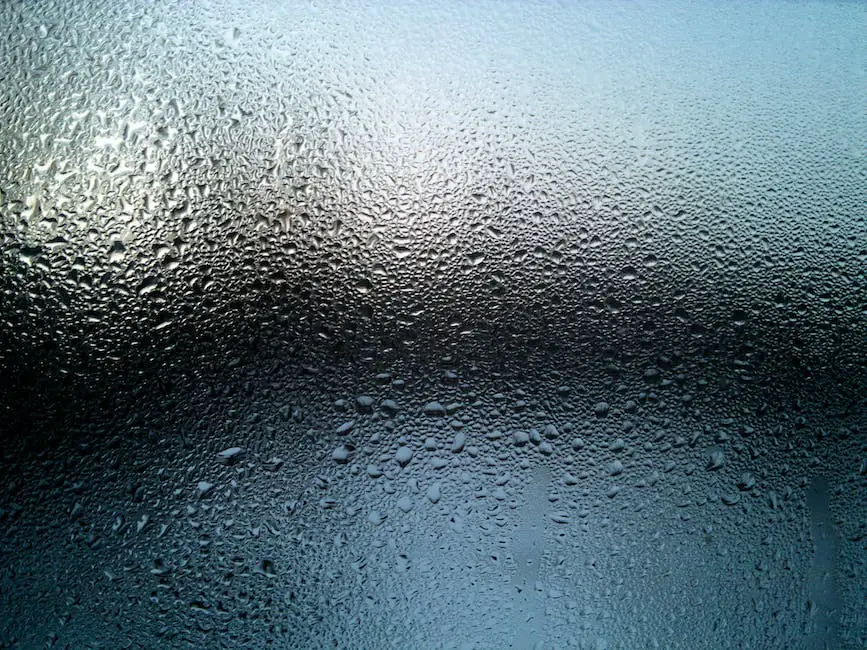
[196,481,214,498]
[216,447,245,465]
[396,496,413,513]
[707,449,725,471]
[335,421,355,435]
[594,402,610,418]
[395,446,413,466]
[423,401,446,416]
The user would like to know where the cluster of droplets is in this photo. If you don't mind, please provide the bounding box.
[0,0,865,648]
[0,344,864,648]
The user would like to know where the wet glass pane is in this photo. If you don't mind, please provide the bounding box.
[0,1,864,648]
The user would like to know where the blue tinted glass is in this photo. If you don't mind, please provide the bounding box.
[0,1,864,648]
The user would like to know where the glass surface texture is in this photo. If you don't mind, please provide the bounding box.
[0,1,864,648]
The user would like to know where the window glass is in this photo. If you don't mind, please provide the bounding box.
[0,1,864,648]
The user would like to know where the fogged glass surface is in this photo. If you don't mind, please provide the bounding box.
[0,1,864,648]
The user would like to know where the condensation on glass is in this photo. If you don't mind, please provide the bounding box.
[0,1,864,648]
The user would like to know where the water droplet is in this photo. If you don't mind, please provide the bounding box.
[196,481,214,498]
[356,395,374,412]
[367,510,387,525]
[216,447,245,465]
[550,511,571,524]
[426,483,441,503]
[396,496,413,513]
[423,401,446,416]
[332,445,351,463]
[335,421,355,435]
[707,449,725,471]
[737,473,756,490]
[395,446,413,466]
